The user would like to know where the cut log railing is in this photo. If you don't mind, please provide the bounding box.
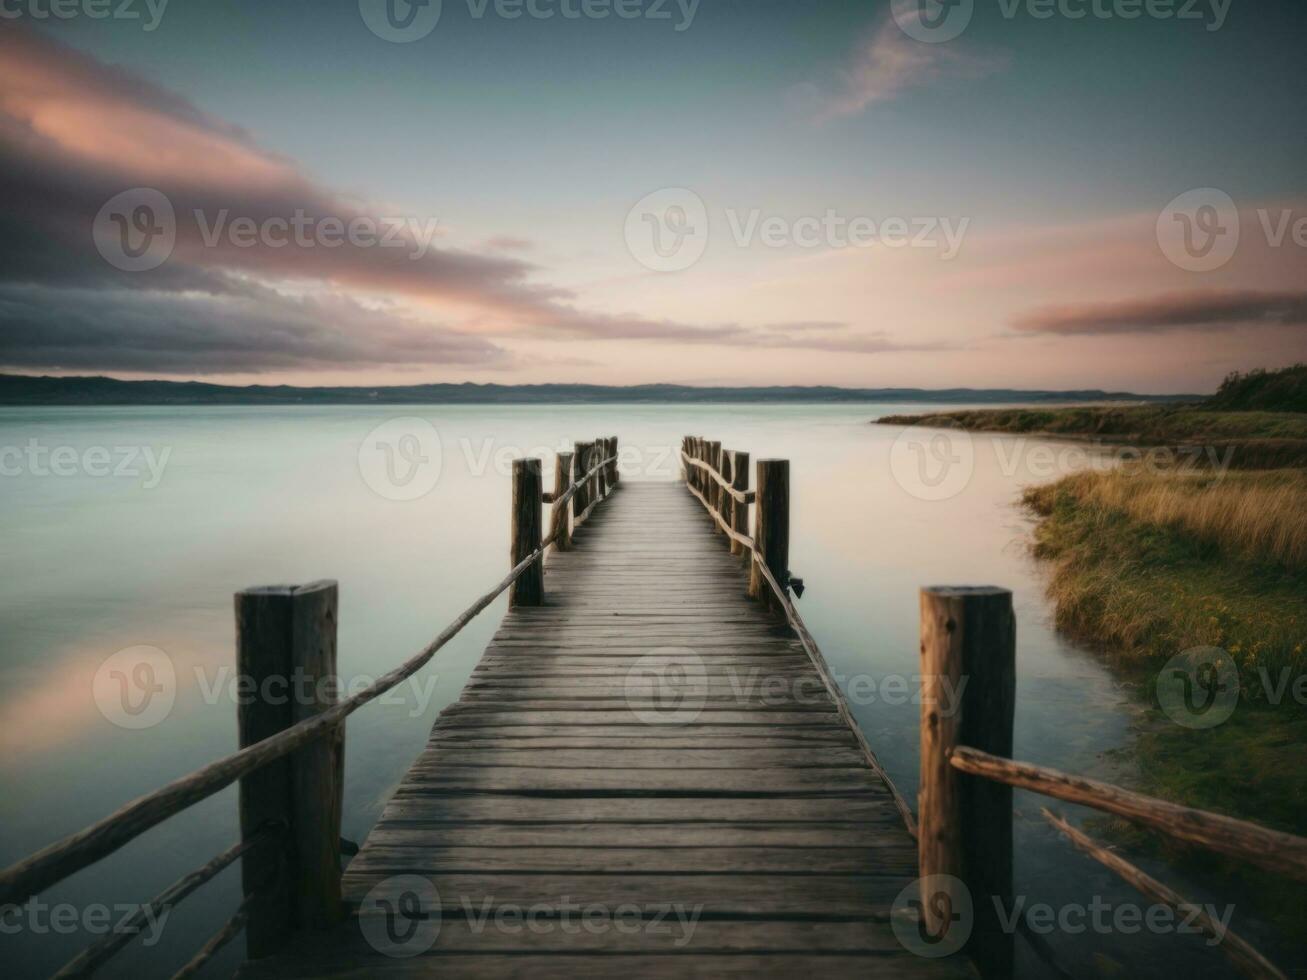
[1043,809,1287,980]
[915,590,1306,979]
[951,746,1307,883]
[0,435,620,976]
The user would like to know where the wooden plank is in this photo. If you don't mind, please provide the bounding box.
[361,824,913,848]
[395,766,887,794]
[411,748,867,768]
[341,872,911,916]
[242,951,975,980]
[374,796,906,824]
[346,846,916,875]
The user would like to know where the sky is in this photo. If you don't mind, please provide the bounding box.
[0,0,1304,393]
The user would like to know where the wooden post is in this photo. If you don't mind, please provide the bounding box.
[705,440,721,523]
[590,439,603,504]
[728,450,750,557]
[236,581,344,959]
[510,458,544,607]
[609,436,620,485]
[718,451,733,534]
[599,438,612,498]
[552,451,573,551]
[918,586,1015,978]
[572,442,590,521]
[748,460,789,609]
[691,437,703,493]
[716,446,731,528]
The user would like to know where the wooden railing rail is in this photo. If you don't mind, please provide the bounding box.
[1043,810,1286,980]
[0,440,621,976]
[918,587,1304,980]
[51,823,281,979]
[681,453,756,504]
[951,746,1307,883]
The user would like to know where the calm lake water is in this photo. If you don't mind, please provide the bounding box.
[0,404,1279,977]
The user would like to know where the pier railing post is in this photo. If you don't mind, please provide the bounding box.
[705,440,721,524]
[609,436,620,485]
[718,450,733,533]
[572,442,589,521]
[511,458,545,607]
[601,437,614,496]
[918,586,1015,978]
[552,451,573,551]
[235,581,344,959]
[728,450,750,557]
[747,459,789,609]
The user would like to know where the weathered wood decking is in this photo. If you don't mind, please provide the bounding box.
[242,481,972,978]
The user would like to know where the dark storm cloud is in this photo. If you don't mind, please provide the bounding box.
[0,26,936,372]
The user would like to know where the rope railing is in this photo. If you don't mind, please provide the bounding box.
[168,890,260,980]
[0,444,622,935]
[51,823,281,979]
[684,476,755,552]
[681,453,756,504]
[548,452,615,522]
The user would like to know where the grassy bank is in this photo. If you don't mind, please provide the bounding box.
[1024,465,1307,947]
[879,367,1307,469]
[878,404,1307,468]
[1023,468,1306,678]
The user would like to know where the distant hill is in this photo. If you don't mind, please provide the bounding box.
[1204,365,1307,413]
[0,374,1201,406]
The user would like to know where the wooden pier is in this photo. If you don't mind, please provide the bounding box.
[7,433,1303,980]
[239,480,968,978]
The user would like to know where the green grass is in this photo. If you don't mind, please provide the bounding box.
[1024,466,1307,956]
[1022,471,1307,677]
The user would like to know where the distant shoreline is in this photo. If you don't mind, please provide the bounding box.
[0,374,1202,407]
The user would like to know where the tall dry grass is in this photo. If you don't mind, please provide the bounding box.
[1051,468,1307,572]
